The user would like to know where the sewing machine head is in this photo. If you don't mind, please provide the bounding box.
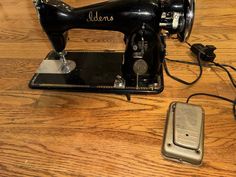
[30,0,195,94]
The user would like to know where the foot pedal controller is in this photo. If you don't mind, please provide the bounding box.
[162,102,204,165]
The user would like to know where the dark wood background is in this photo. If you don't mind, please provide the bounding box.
[0,0,235,176]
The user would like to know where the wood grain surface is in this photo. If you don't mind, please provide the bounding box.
[0,0,235,176]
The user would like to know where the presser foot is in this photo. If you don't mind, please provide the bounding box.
[29,50,164,94]
[59,60,76,74]
[35,51,76,74]
[59,52,77,74]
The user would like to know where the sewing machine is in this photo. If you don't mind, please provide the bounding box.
[30,0,195,94]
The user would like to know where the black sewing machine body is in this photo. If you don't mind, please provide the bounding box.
[30,0,194,93]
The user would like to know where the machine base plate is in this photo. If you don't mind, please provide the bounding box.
[29,51,164,94]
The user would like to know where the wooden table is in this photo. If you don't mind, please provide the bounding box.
[0,0,235,176]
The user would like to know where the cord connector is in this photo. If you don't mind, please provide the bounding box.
[191,43,217,62]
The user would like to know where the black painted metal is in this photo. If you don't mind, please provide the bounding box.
[29,51,164,94]
[31,0,193,94]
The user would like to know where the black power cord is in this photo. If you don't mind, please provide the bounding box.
[187,93,236,120]
[165,57,236,71]
[221,64,236,71]
[165,41,236,118]
[164,42,236,88]
[163,52,203,85]
[164,42,203,85]
[165,58,236,88]
[211,61,236,88]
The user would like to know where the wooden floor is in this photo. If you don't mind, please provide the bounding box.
[0,0,235,176]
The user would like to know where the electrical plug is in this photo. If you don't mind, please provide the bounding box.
[190,43,217,62]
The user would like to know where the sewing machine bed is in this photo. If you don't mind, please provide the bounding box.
[29,51,164,94]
